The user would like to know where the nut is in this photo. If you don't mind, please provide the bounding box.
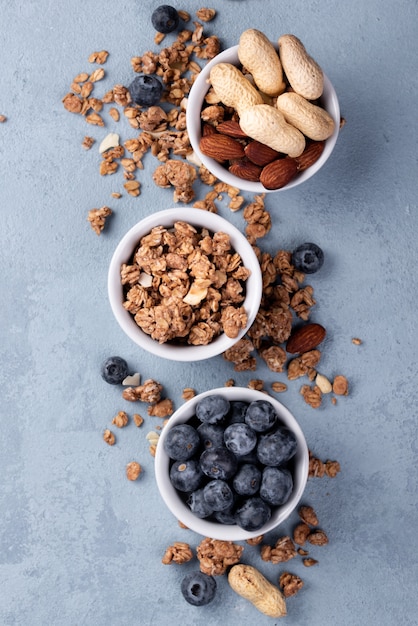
[278,34,324,100]
[260,157,299,190]
[209,62,264,117]
[238,29,285,96]
[228,564,287,618]
[217,120,248,138]
[295,140,325,171]
[286,323,326,354]
[229,159,262,182]
[126,461,142,481]
[276,92,335,140]
[244,140,281,166]
[239,104,305,158]
[199,133,245,161]
[333,374,349,395]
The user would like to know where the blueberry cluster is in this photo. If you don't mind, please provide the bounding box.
[164,394,298,532]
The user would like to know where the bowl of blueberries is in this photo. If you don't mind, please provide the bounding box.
[155,387,309,540]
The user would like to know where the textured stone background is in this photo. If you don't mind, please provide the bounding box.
[1,1,417,624]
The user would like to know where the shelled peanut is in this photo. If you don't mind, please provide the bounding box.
[199,30,336,189]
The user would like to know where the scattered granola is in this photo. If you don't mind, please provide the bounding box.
[260,536,296,563]
[103,429,116,446]
[126,461,142,481]
[300,384,322,408]
[89,50,109,64]
[0,114,7,123]
[352,337,362,345]
[133,413,144,427]
[182,387,196,401]
[293,522,311,546]
[332,375,349,396]
[279,572,304,598]
[162,542,194,565]
[298,505,319,527]
[246,534,264,546]
[271,381,288,393]
[197,537,244,576]
[147,398,174,417]
[82,136,95,150]
[307,529,329,546]
[87,206,112,235]
[303,558,319,567]
[196,8,216,22]
[112,411,129,428]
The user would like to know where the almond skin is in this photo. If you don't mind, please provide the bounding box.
[245,140,281,166]
[260,157,298,190]
[200,134,245,161]
[217,120,248,138]
[229,159,262,182]
[286,323,326,354]
[202,123,217,136]
[295,141,325,171]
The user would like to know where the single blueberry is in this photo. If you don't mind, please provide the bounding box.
[187,488,214,518]
[163,424,200,461]
[101,356,129,385]
[169,459,203,492]
[234,496,271,532]
[197,422,225,450]
[245,399,278,432]
[292,242,324,274]
[256,427,297,467]
[128,75,163,107]
[181,571,217,606]
[213,504,236,525]
[203,480,234,511]
[151,5,179,34]
[232,463,261,496]
[260,467,293,506]
[196,394,230,425]
[224,423,257,456]
[199,447,238,480]
[227,401,249,424]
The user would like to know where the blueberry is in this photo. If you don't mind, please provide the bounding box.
[163,424,200,461]
[169,459,203,492]
[197,423,225,450]
[213,504,236,525]
[203,480,234,511]
[101,356,129,385]
[292,242,324,274]
[224,423,257,456]
[181,571,217,606]
[227,401,249,424]
[260,467,293,506]
[196,394,230,425]
[234,497,271,532]
[245,400,278,433]
[199,447,238,480]
[232,463,261,496]
[187,488,214,518]
[151,5,179,34]
[256,427,297,467]
[128,75,163,107]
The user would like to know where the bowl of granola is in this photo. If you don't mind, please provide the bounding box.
[186,32,340,193]
[108,208,262,361]
[155,387,309,541]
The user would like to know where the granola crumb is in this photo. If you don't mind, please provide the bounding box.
[147,398,174,418]
[111,192,122,198]
[332,375,349,396]
[178,519,189,529]
[247,379,264,391]
[293,522,311,546]
[298,505,319,526]
[352,337,362,345]
[87,206,112,235]
[196,537,243,576]
[303,558,319,567]
[112,411,129,428]
[196,8,216,22]
[325,459,341,478]
[0,115,7,123]
[307,529,329,546]
[154,31,166,45]
[109,107,120,122]
[260,536,296,563]
[279,572,304,597]
[82,135,95,150]
[246,535,264,546]
[133,413,144,427]
[103,429,116,445]
[162,542,194,565]
[271,381,288,393]
[88,50,109,64]
[126,461,142,481]
[182,387,196,401]
[224,379,235,387]
[300,384,322,408]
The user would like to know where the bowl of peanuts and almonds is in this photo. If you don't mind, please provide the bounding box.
[186,30,340,193]
[108,208,262,361]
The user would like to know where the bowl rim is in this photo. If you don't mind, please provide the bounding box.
[108,208,263,361]
[186,43,340,193]
[155,387,309,540]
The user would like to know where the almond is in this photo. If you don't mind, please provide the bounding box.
[260,157,298,190]
[200,134,245,161]
[229,159,262,182]
[202,123,217,136]
[217,120,248,138]
[295,141,325,171]
[245,140,281,166]
[286,323,326,354]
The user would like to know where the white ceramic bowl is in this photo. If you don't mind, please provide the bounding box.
[186,44,340,193]
[155,387,309,540]
[108,208,262,361]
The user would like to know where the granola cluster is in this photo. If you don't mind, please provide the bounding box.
[196,537,244,576]
[121,221,250,345]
